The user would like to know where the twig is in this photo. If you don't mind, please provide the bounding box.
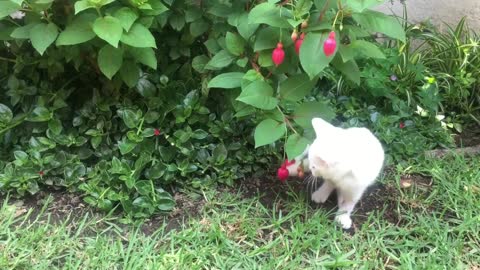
[0,56,16,63]
[425,145,480,158]
[318,0,331,22]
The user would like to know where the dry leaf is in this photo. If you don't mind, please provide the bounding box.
[400,177,412,188]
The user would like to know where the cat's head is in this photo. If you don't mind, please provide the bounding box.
[308,117,338,177]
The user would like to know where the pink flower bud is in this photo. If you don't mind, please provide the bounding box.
[323,31,336,57]
[272,42,285,67]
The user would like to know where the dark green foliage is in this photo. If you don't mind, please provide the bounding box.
[0,0,475,218]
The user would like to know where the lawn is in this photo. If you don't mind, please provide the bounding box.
[1,154,479,269]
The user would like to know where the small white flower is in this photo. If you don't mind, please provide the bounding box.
[9,11,25,20]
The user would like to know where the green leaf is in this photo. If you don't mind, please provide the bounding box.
[27,106,51,122]
[93,16,123,47]
[352,11,406,42]
[14,150,28,163]
[118,138,136,155]
[331,56,361,84]
[169,14,185,31]
[338,44,355,63]
[212,143,228,163]
[0,1,21,19]
[56,13,96,46]
[121,23,156,48]
[10,23,38,39]
[141,0,168,16]
[0,26,15,41]
[279,73,317,102]
[9,0,23,6]
[192,129,208,140]
[136,77,157,97]
[208,72,244,89]
[204,38,220,54]
[0,103,13,125]
[300,32,336,79]
[146,163,166,179]
[119,109,140,128]
[354,40,385,59]
[30,23,58,55]
[205,50,235,70]
[192,55,209,73]
[236,13,258,40]
[254,118,286,148]
[129,47,157,69]
[294,0,313,17]
[74,0,94,14]
[285,134,310,160]
[253,27,292,51]
[185,7,202,22]
[48,119,63,135]
[293,101,335,128]
[225,32,245,56]
[237,81,278,110]
[97,44,123,79]
[120,61,140,88]
[114,7,138,31]
[248,2,291,28]
[344,0,384,12]
[157,198,175,211]
[313,0,335,10]
[189,18,209,37]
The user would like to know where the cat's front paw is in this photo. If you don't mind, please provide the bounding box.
[311,189,329,203]
[335,214,353,229]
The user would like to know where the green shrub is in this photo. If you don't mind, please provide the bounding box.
[0,0,459,217]
[418,18,480,123]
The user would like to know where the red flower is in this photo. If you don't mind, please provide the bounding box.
[399,122,405,129]
[272,42,285,67]
[323,31,336,57]
[39,171,44,176]
[295,33,305,54]
[277,167,289,182]
[154,128,161,136]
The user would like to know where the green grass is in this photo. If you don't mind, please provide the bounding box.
[1,155,479,269]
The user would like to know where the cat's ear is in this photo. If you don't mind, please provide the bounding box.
[311,154,330,168]
[311,118,333,137]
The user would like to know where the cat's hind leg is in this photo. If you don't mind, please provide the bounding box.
[311,180,335,203]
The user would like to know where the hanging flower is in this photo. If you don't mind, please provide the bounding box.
[323,31,336,57]
[272,42,285,67]
[295,33,305,55]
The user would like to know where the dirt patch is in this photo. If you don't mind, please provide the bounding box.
[1,189,91,223]
[140,192,206,235]
[454,124,480,147]
[1,171,433,235]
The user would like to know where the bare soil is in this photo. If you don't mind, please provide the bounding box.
[3,173,431,235]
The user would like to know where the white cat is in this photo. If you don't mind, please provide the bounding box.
[287,117,385,229]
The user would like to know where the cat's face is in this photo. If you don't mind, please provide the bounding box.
[307,117,336,178]
[308,146,329,177]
